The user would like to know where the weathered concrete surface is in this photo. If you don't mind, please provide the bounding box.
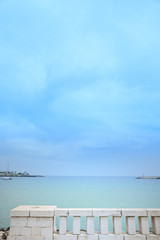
[8,206,160,240]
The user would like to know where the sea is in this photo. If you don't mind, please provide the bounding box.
[0,176,160,230]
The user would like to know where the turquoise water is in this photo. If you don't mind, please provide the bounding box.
[0,176,160,229]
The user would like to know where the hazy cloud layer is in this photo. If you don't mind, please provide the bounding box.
[0,0,160,175]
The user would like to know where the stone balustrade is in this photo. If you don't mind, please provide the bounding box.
[8,206,160,240]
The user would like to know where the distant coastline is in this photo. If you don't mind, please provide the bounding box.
[0,171,44,177]
[136,176,160,179]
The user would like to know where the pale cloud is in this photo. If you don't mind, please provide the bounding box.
[0,46,47,99]
[0,119,47,139]
[49,78,159,123]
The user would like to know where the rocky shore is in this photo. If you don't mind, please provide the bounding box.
[0,228,9,240]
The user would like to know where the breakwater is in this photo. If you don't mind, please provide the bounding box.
[136,177,160,179]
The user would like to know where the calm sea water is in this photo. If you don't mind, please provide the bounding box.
[0,176,160,229]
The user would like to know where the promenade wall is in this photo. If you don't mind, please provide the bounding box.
[8,206,160,240]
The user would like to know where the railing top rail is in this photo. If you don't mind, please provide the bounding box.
[11,206,160,217]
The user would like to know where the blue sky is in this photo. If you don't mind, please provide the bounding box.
[0,0,160,176]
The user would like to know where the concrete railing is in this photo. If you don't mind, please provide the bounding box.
[8,206,160,240]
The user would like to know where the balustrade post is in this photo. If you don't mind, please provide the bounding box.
[147,209,160,235]
[138,216,149,235]
[151,217,160,234]
[55,208,68,235]
[59,217,67,234]
[73,216,81,234]
[87,216,94,235]
[99,217,108,234]
[126,217,136,234]
[113,216,122,234]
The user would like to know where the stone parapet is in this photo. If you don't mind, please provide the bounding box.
[8,206,160,240]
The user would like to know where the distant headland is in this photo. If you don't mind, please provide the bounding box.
[136,176,160,179]
[0,170,44,177]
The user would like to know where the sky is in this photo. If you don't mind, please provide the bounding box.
[0,0,160,176]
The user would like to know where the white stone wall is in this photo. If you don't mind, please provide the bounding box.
[8,206,56,240]
[8,206,160,240]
